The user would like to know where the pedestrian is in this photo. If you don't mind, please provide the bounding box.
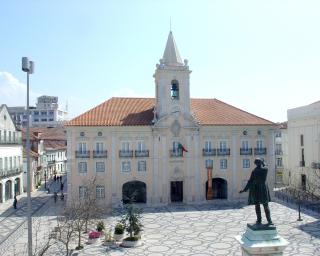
[54,192,57,203]
[47,187,50,194]
[239,158,273,225]
[54,175,56,182]
[60,192,64,201]
[60,183,64,192]
[13,195,17,209]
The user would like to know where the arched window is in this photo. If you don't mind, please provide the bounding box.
[171,80,179,100]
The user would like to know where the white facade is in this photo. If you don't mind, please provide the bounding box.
[47,149,67,176]
[0,105,23,203]
[287,101,320,194]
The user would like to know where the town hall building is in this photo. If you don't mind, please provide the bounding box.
[66,31,275,208]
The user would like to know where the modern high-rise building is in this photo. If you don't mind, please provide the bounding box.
[8,95,68,128]
[66,31,276,208]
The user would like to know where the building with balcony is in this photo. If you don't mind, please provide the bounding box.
[66,31,275,208]
[0,105,23,203]
[8,95,68,129]
[287,101,320,194]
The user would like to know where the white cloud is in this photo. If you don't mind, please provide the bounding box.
[0,71,40,107]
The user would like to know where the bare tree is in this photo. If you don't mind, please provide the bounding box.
[54,215,76,256]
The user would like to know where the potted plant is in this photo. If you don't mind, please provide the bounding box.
[103,229,115,246]
[113,223,124,241]
[87,230,101,244]
[96,220,105,233]
[120,203,143,247]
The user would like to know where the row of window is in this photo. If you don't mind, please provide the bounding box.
[33,118,54,122]
[33,111,54,116]
[47,151,66,161]
[77,158,254,174]
[78,160,147,174]
[77,140,266,153]
[0,130,20,143]
[79,185,105,199]
[0,156,22,171]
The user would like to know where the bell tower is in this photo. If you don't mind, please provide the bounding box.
[154,31,191,120]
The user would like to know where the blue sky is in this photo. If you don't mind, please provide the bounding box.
[0,0,319,122]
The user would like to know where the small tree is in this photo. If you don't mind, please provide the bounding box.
[55,215,76,256]
[120,203,143,240]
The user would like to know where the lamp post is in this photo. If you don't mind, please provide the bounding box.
[22,57,34,256]
[206,159,213,200]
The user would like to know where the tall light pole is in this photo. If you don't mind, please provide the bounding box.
[22,57,34,256]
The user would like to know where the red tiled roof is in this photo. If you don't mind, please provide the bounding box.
[66,97,274,127]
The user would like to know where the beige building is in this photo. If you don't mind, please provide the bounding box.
[287,101,320,194]
[274,122,288,186]
[66,32,275,207]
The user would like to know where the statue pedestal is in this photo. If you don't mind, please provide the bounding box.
[235,224,289,256]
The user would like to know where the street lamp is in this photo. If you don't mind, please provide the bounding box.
[206,159,214,200]
[22,57,34,256]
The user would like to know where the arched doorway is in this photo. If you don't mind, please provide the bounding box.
[206,178,228,199]
[122,181,146,204]
[5,180,12,201]
[0,183,2,203]
[14,178,21,196]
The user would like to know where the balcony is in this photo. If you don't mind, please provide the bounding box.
[170,149,183,157]
[311,162,320,169]
[135,150,149,157]
[119,150,133,158]
[93,150,108,158]
[75,150,90,158]
[254,148,267,155]
[275,150,283,155]
[216,148,230,156]
[202,148,216,156]
[47,160,56,165]
[0,167,23,179]
[0,138,22,145]
[299,160,305,167]
[240,148,252,155]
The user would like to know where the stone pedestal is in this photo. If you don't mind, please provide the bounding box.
[235,224,289,256]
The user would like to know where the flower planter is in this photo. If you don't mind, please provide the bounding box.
[121,238,142,248]
[113,233,124,241]
[87,237,100,244]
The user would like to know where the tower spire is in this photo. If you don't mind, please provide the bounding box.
[162,31,183,66]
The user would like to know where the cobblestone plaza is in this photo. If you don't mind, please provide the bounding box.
[75,201,320,256]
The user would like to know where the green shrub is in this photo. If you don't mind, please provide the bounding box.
[124,236,139,241]
[96,221,105,232]
[114,223,124,234]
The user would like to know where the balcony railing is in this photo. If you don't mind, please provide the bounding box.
[119,150,133,158]
[299,160,305,167]
[0,167,23,179]
[275,150,283,155]
[93,150,108,158]
[202,148,216,156]
[0,138,22,145]
[240,148,252,155]
[135,150,149,157]
[311,162,320,169]
[254,148,267,155]
[75,150,90,158]
[170,149,183,157]
[47,160,56,165]
[216,148,230,156]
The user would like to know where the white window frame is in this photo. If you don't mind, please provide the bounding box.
[79,186,88,199]
[220,159,227,169]
[96,161,105,173]
[276,158,283,167]
[138,160,146,172]
[242,140,249,150]
[256,140,263,149]
[219,141,227,150]
[205,141,212,152]
[121,141,130,152]
[137,141,145,151]
[96,185,105,199]
[121,161,131,172]
[96,142,103,152]
[78,142,87,152]
[243,159,250,168]
[78,162,87,175]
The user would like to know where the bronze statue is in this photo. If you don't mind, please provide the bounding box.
[239,158,273,225]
